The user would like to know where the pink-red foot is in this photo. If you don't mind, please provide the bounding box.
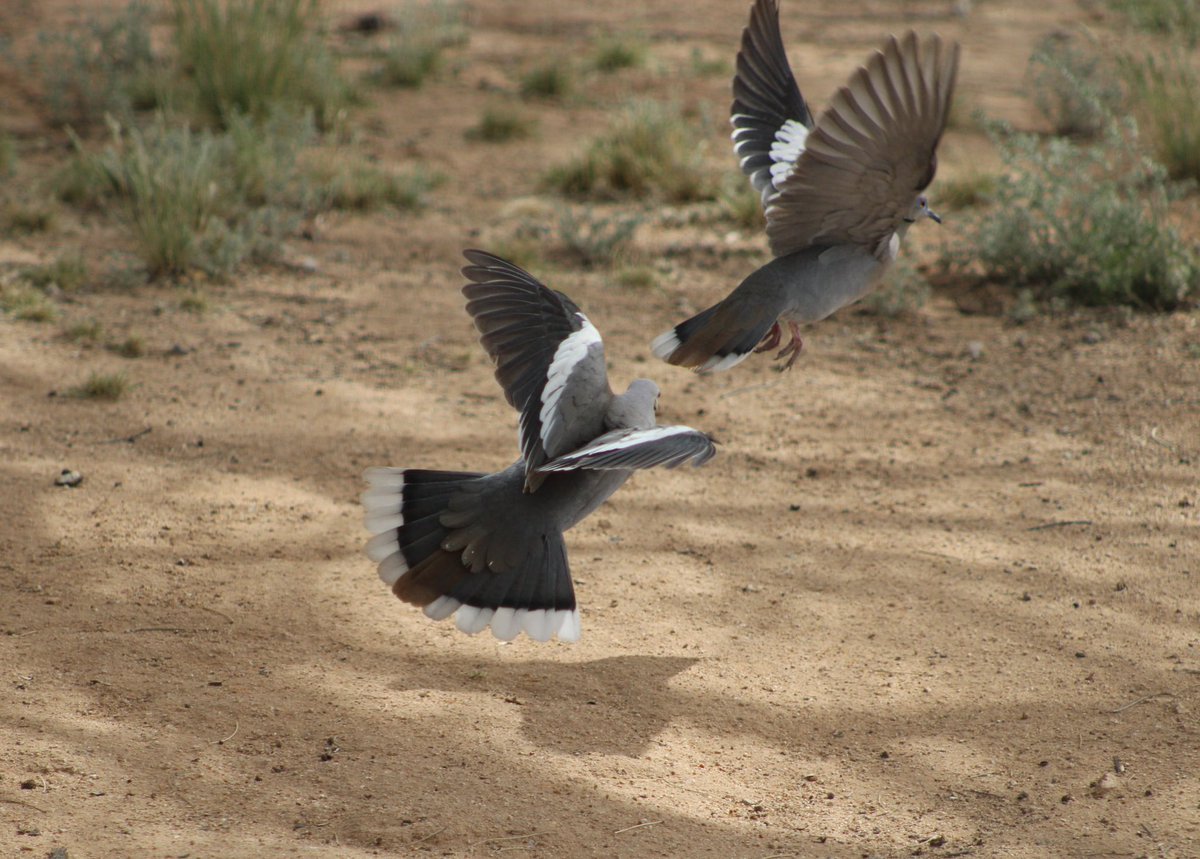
[774,320,804,371]
[755,322,783,353]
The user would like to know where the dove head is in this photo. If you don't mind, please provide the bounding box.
[608,378,660,430]
[902,194,941,228]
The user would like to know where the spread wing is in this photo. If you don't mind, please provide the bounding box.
[461,250,611,487]
[730,0,815,206]
[537,426,716,472]
[765,31,960,258]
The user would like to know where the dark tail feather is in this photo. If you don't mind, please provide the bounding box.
[650,295,778,373]
[362,468,580,642]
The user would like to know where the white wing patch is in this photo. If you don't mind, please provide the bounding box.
[539,314,602,448]
[569,425,693,458]
[769,119,809,187]
[730,114,758,168]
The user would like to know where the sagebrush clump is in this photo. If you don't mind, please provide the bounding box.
[942,118,1198,310]
[172,0,348,128]
[1027,31,1124,139]
[545,102,714,203]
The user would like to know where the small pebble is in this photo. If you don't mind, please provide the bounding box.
[54,469,83,488]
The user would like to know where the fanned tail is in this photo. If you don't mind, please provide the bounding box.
[362,468,580,642]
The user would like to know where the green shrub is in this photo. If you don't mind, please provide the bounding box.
[719,174,764,230]
[0,133,15,176]
[304,153,440,211]
[1,283,59,322]
[17,1,158,131]
[862,256,930,317]
[1107,0,1200,47]
[689,47,728,77]
[943,118,1198,310]
[65,319,103,342]
[1,204,56,235]
[54,135,117,208]
[1120,50,1200,182]
[92,113,306,278]
[545,101,714,203]
[22,252,88,292]
[556,207,642,268]
[465,107,535,143]
[615,265,656,289]
[367,1,465,89]
[520,62,572,99]
[172,0,347,128]
[372,37,441,88]
[179,292,209,313]
[70,371,129,400]
[936,172,997,210]
[113,334,146,357]
[1028,32,1124,139]
[592,38,646,73]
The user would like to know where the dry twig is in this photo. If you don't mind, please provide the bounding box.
[1026,519,1092,531]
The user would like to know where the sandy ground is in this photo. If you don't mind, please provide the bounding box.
[2,0,1199,857]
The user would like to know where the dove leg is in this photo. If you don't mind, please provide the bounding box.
[754,321,783,353]
[774,320,804,371]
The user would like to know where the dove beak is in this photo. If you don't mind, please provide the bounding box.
[927,208,942,225]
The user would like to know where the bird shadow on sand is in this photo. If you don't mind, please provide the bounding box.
[388,653,700,757]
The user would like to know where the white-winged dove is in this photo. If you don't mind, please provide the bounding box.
[653,0,960,372]
[364,251,716,643]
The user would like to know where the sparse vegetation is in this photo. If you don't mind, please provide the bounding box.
[372,36,441,88]
[591,37,646,73]
[689,47,728,77]
[54,138,117,208]
[615,265,656,290]
[936,172,997,211]
[942,118,1198,310]
[2,204,56,235]
[465,107,535,143]
[86,113,308,278]
[172,0,348,128]
[0,134,16,176]
[719,174,764,230]
[1120,50,1200,182]
[862,256,930,317]
[1,283,59,322]
[113,334,146,357]
[520,62,572,100]
[179,292,209,313]
[545,101,714,203]
[70,370,129,400]
[555,207,642,268]
[1028,32,1124,139]
[64,319,103,342]
[367,1,465,89]
[1107,0,1200,47]
[22,252,88,292]
[15,1,158,131]
[304,153,440,211]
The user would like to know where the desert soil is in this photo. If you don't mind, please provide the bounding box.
[2,0,1198,857]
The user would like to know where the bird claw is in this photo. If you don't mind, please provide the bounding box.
[772,321,804,371]
[754,322,783,353]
